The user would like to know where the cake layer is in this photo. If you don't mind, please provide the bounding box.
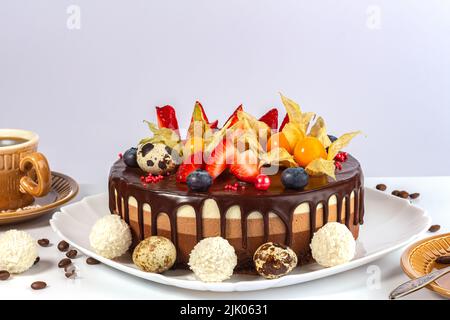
[108,155,364,271]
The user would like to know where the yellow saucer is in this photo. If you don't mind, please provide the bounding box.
[0,172,78,225]
[401,232,450,298]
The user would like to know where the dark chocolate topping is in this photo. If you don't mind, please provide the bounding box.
[109,155,364,264]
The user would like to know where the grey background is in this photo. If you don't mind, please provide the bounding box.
[1,1,449,184]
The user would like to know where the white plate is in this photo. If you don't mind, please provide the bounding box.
[50,188,431,292]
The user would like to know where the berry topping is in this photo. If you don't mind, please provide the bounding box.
[281,167,309,190]
[123,147,139,168]
[334,152,348,163]
[192,101,218,130]
[176,152,204,183]
[224,105,243,128]
[229,150,259,183]
[267,132,292,154]
[279,114,289,132]
[186,170,212,192]
[293,137,327,167]
[205,139,234,180]
[254,174,271,191]
[328,135,338,143]
[258,108,278,131]
[156,105,179,132]
[335,161,343,171]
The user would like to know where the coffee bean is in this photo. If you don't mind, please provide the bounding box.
[66,249,77,259]
[58,258,72,268]
[0,270,10,281]
[31,281,47,290]
[399,191,409,199]
[64,264,75,273]
[392,190,400,196]
[410,193,420,199]
[34,256,40,265]
[376,184,387,191]
[436,255,450,264]
[37,239,50,247]
[428,224,441,233]
[57,240,69,252]
[86,257,100,265]
[65,271,76,279]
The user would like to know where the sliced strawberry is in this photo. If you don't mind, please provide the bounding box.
[156,105,179,132]
[279,114,289,132]
[224,104,243,128]
[259,108,278,130]
[192,101,219,130]
[204,139,234,179]
[229,150,259,183]
[176,152,203,183]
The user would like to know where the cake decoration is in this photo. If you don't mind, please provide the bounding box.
[254,174,271,191]
[188,237,237,282]
[132,236,176,273]
[136,142,180,175]
[0,230,38,274]
[310,222,356,267]
[281,167,309,190]
[253,242,298,279]
[89,215,132,259]
[186,169,213,192]
[123,147,139,168]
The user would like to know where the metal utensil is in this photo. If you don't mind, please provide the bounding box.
[390,266,450,299]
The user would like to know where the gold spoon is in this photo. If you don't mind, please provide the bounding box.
[389,266,450,299]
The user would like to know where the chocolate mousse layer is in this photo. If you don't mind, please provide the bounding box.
[109,155,364,271]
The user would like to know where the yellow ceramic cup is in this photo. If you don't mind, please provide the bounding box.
[0,129,51,211]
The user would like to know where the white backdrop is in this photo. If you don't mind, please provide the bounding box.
[1,0,450,184]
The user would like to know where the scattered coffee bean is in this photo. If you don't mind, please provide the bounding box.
[399,191,409,199]
[57,240,69,252]
[376,184,387,191]
[37,239,50,247]
[392,190,400,196]
[58,258,72,268]
[34,256,40,265]
[65,271,76,279]
[436,255,450,264]
[66,249,77,259]
[428,224,441,233]
[64,264,75,273]
[31,281,47,290]
[0,270,10,281]
[410,193,420,199]
[86,257,100,265]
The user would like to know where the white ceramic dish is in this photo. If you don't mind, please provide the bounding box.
[50,188,431,292]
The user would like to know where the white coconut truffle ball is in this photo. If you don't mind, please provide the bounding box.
[89,215,132,259]
[132,236,176,273]
[0,230,38,274]
[188,237,237,282]
[310,222,356,267]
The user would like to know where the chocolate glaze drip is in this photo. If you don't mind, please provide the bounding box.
[109,155,364,265]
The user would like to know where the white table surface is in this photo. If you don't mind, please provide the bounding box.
[0,177,448,300]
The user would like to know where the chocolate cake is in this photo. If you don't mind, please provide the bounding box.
[108,154,364,271]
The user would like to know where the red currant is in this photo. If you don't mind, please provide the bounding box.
[255,174,271,191]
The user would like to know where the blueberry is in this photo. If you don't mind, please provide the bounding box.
[123,147,139,168]
[281,167,309,190]
[186,170,212,192]
[328,135,338,143]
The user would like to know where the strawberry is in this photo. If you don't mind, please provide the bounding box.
[176,152,204,183]
[224,105,243,128]
[156,105,179,132]
[229,149,259,183]
[192,101,219,130]
[279,114,289,132]
[204,139,234,179]
[259,108,278,130]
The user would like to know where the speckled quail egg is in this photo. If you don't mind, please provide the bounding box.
[137,142,181,175]
[253,242,298,279]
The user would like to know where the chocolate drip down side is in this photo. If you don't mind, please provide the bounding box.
[108,155,364,267]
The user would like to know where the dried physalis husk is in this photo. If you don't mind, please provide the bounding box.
[306,158,336,180]
[259,147,297,168]
[309,117,332,148]
[279,93,316,134]
[236,110,271,139]
[141,121,181,152]
[282,122,305,151]
[327,131,362,161]
[235,130,265,155]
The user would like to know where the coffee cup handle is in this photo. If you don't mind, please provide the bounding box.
[19,152,52,198]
